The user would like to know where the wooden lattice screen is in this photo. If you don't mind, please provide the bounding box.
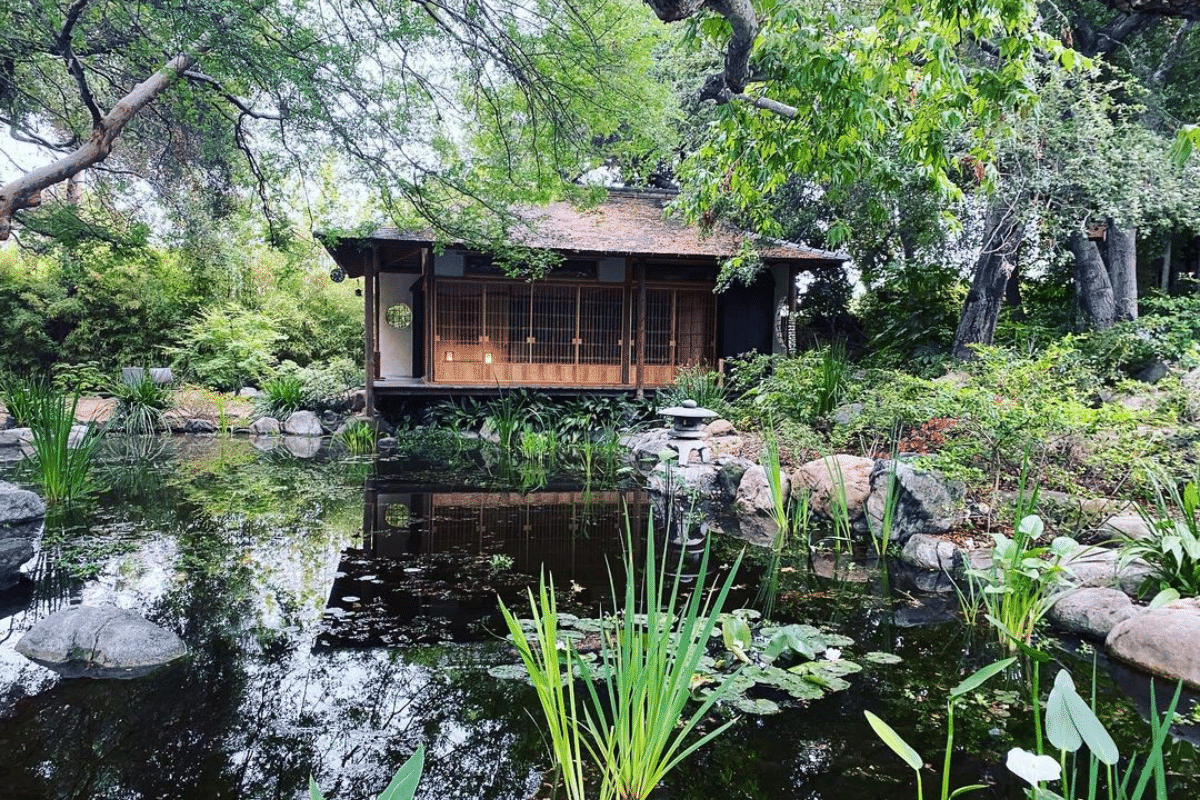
[433,279,713,386]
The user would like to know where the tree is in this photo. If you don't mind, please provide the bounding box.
[647,0,1200,355]
[0,0,674,243]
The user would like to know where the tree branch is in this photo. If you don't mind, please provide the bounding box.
[645,0,759,98]
[183,70,284,120]
[1093,0,1200,18]
[0,37,213,240]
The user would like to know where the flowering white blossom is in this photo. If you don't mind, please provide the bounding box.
[825,648,842,662]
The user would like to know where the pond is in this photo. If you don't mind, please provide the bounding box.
[1,434,1198,800]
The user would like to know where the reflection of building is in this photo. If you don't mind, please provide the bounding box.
[316,482,649,648]
[366,488,648,590]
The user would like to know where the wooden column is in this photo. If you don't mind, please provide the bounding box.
[364,248,377,418]
[422,247,433,382]
[636,261,646,397]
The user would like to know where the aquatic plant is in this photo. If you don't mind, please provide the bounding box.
[867,458,901,558]
[1121,466,1200,597]
[310,744,424,800]
[868,661,1184,800]
[26,384,102,503]
[499,525,745,800]
[962,515,1076,650]
[0,372,44,427]
[865,657,1015,800]
[498,573,589,800]
[335,419,376,455]
[813,342,849,417]
[518,426,556,464]
[109,370,172,433]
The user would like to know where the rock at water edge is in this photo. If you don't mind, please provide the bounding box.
[16,606,187,677]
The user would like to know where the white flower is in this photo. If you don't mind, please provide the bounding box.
[825,647,842,662]
[1006,747,1060,787]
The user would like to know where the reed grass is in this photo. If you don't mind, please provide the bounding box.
[501,519,744,800]
[579,526,743,800]
[25,384,102,503]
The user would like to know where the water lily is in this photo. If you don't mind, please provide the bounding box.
[825,647,842,662]
[1006,747,1060,786]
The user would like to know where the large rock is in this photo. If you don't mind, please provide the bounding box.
[865,460,962,542]
[283,410,323,436]
[250,416,282,436]
[706,418,735,437]
[0,537,35,590]
[791,455,874,519]
[1097,514,1154,541]
[1061,547,1154,596]
[0,428,33,447]
[15,605,187,677]
[737,464,790,516]
[1049,588,1139,640]
[1107,600,1200,689]
[901,534,962,571]
[0,480,46,525]
[622,427,671,462]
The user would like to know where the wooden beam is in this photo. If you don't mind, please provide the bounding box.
[364,248,377,418]
[636,261,646,397]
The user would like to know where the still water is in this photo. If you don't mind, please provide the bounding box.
[0,434,1196,800]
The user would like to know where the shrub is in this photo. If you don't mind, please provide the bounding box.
[256,373,306,418]
[109,371,173,433]
[170,303,282,391]
[1121,466,1200,598]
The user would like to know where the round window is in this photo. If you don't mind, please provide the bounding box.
[384,503,411,529]
[385,304,413,329]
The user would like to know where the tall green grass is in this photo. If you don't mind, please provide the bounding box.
[110,371,172,433]
[25,384,102,503]
[500,520,743,800]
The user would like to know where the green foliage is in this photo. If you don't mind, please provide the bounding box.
[499,525,744,800]
[309,745,423,800]
[109,372,173,434]
[1122,467,1200,598]
[856,261,964,374]
[0,373,45,427]
[170,303,282,391]
[671,0,1056,238]
[657,366,729,415]
[23,384,103,504]
[257,374,306,419]
[1071,294,1200,382]
[334,419,376,456]
[962,516,1077,649]
[866,658,1016,800]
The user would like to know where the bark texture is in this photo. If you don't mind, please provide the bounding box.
[645,0,772,109]
[0,45,208,240]
[951,206,1024,360]
[1106,220,1139,322]
[1095,0,1200,18]
[1070,231,1117,331]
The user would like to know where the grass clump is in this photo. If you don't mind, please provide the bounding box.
[109,371,172,433]
[500,522,743,800]
[22,382,102,503]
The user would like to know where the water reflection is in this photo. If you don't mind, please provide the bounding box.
[0,436,1196,800]
[319,482,648,647]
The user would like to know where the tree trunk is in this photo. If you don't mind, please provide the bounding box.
[1070,231,1116,330]
[951,205,1023,360]
[1161,235,1172,291]
[1106,219,1138,321]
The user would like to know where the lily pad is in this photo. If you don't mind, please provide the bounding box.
[865,651,903,665]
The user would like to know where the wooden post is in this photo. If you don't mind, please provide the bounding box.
[364,248,377,418]
[424,248,435,383]
[636,261,646,397]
